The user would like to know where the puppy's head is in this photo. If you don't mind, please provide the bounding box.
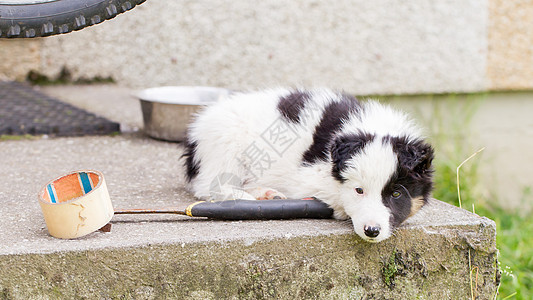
[330,133,434,242]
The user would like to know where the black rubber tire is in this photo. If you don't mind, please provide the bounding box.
[0,0,146,38]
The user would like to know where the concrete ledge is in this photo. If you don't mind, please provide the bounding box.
[0,199,498,299]
[0,133,499,299]
[0,85,498,298]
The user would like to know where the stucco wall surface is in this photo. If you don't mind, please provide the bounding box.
[33,0,488,94]
[487,0,533,90]
[0,39,40,81]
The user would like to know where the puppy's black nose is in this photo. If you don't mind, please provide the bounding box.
[364,225,381,238]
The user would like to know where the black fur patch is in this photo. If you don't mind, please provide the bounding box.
[182,139,200,182]
[277,90,312,123]
[381,174,420,227]
[330,132,375,182]
[302,93,362,164]
[388,136,434,180]
[381,136,434,226]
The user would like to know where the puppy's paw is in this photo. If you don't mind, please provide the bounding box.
[246,187,287,200]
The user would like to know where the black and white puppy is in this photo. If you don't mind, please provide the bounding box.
[183,88,434,242]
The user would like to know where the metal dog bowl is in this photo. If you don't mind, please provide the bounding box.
[136,86,230,142]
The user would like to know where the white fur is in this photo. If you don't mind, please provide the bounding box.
[185,88,423,242]
[340,140,398,241]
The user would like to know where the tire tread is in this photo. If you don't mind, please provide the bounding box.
[0,0,146,38]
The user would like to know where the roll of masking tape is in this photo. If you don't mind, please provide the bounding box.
[38,170,114,239]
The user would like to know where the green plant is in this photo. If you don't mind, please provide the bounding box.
[475,190,533,299]
[382,93,532,299]
[26,67,115,86]
[430,98,533,299]
[425,95,533,299]
[382,250,399,288]
[0,134,36,141]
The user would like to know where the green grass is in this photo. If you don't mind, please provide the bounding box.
[418,95,531,299]
[434,152,533,299]
[477,194,533,299]
[26,67,115,85]
[382,93,532,299]
[0,134,36,141]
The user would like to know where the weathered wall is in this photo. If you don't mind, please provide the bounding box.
[1,0,533,93]
[0,39,40,81]
[487,0,533,90]
[0,0,491,94]
[33,0,489,94]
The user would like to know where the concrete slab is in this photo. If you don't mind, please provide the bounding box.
[0,132,352,255]
[0,84,499,298]
[0,131,493,252]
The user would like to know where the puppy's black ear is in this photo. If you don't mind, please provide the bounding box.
[330,133,374,182]
[392,137,434,177]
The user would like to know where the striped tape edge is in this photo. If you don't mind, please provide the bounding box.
[46,184,58,204]
[78,172,94,194]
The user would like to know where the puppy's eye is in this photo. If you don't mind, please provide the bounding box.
[392,191,402,198]
[355,187,364,195]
